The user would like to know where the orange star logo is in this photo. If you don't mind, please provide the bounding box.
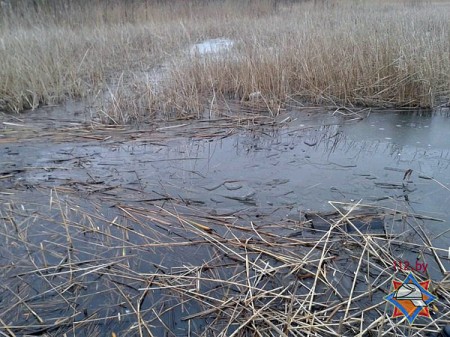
[385,273,436,324]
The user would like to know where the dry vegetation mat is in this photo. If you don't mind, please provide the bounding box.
[1,97,449,336]
[0,188,449,336]
[1,0,449,121]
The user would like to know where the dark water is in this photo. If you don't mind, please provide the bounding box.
[1,108,450,335]
[7,111,449,226]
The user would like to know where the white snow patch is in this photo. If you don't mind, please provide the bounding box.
[190,38,234,56]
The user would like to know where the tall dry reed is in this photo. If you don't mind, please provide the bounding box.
[0,0,449,119]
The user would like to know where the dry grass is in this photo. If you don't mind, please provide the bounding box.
[163,0,450,115]
[0,189,449,336]
[0,0,450,120]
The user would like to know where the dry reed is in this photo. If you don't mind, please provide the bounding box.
[0,0,449,120]
[0,187,449,336]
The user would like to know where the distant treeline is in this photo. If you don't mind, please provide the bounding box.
[0,0,306,19]
[0,0,307,26]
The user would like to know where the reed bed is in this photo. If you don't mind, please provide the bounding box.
[0,189,448,336]
[0,0,449,121]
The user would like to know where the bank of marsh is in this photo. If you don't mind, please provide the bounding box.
[0,0,449,120]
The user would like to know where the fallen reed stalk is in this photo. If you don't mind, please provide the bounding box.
[0,188,449,336]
